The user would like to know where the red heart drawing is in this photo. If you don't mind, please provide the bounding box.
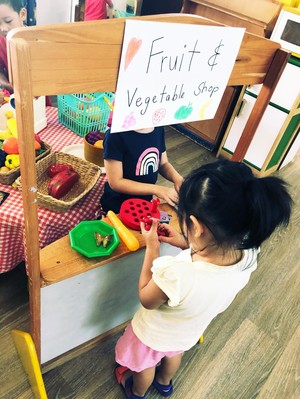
[124,37,142,71]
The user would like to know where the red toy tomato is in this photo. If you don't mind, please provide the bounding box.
[2,137,19,154]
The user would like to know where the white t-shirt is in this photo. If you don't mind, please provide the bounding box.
[132,247,259,352]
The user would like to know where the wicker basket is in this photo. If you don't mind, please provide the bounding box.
[17,152,101,212]
[0,141,51,186]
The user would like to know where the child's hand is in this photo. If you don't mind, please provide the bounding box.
[140,218,160,248]
[158,224,188,249]
[155,185,178,207]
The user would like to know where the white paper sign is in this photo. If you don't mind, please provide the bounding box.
[111,20,245,133]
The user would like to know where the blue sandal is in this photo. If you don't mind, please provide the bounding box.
[115,366,146,399]
[152,368,173,397]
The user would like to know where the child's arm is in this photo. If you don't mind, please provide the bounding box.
[105,158,180,206]
[158,224,188,249]
[138,219,168,309]
[159,151,184,193]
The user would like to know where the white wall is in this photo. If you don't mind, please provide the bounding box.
[36,0,79,25]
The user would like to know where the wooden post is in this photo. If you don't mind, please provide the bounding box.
[9,38,41,360]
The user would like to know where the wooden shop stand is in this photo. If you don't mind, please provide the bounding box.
[7,14,289,368]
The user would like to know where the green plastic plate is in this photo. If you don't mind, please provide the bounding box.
[69,220,120,258]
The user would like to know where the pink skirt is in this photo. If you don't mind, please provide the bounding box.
[115,323,183,372]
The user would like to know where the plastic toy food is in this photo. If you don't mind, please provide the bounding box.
[85,131,104,145]
[2,137,19,154]
[107,210,140,252]
[34,134,41,144]
[5,110,17,137]
[93,140,104,149]
[94,232,112,248]
[34,140,41,151]
[0,129,13,140]
[47,163,74,178]
[142,216,169,237]
[48,169,79,199]
[119,198,160,230]
[5,154,20,169]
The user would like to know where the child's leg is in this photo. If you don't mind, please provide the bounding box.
[133,367,156,397]
[156,353,183,385]
[119,367,156,397]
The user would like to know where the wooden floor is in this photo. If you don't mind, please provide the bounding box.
[0,127,299,399]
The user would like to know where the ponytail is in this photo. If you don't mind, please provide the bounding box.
[242,176,292,248]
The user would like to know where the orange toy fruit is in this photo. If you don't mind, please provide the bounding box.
[94,140,104,149]
[2,137,19,154]
[34,140,41,150]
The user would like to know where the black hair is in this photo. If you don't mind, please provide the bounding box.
[178,160,292,249]
[0,0,24,13]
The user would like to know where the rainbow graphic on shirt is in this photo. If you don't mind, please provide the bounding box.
[136,147,159,176]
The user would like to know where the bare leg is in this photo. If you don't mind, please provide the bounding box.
[121,367,156,397]
[156,353,183,385]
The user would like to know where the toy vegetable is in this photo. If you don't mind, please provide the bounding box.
[107,210,140,252]
[5,154,20,169]
[48,169,79,199]
[0,129,13,140]
[2,137,19,154]
[5,110,18,137]
[47,163,74,178]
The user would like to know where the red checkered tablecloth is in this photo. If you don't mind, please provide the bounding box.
[0,107,106,273]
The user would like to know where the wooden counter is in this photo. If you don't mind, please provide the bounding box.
[39,204,180,364]
[40,204,178,286]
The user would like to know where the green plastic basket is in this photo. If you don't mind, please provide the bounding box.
[57,92,114,137]
[114,9,135,18]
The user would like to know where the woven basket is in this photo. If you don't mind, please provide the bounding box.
[17,152,101,212]
[0,141,51,185]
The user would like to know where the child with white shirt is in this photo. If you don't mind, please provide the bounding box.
[114,159,292,399]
